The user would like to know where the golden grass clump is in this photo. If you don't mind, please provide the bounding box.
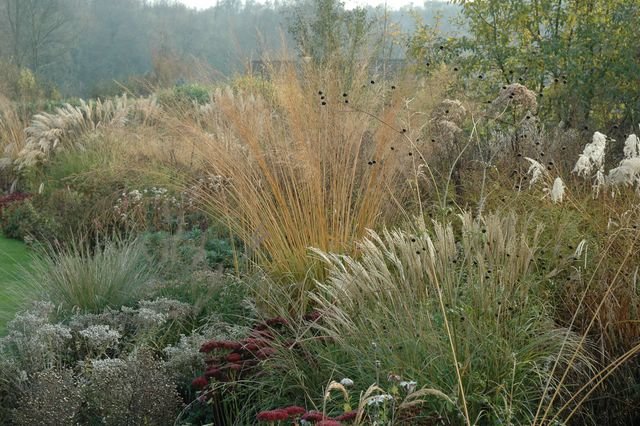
[0,96,26,184]
[180,61,454,304]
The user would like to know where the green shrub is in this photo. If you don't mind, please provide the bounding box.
[0,199,59,243]
[157,84,211,107]
[151,270,255,327]
[143,227,240,278]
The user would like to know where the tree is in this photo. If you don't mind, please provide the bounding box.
[445,0,640,128]
[287,0,373,66]
[0,0,76,73]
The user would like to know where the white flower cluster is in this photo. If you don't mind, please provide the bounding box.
[367,393,394,406]
[129,189,143,202]
[1,302,73,372]
[339,377,354,387]
[89,357,127,372]
[150,186,168,198]
[79,325,121,354]
[163,333,209,381]
[136,308,168,328]
[113,186,179,220]
[399,380,417,393]
[138,298,192,320]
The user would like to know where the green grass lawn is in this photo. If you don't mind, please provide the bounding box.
[0,235,32,329]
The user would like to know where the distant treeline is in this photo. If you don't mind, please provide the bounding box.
[0,0,460,97]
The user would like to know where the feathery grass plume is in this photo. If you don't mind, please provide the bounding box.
[572,131,607,196]
[622,133,640,159]
[306,212,596,424]
[183,61,449,305]
[525,157,547,188]
[572,131,607,179]
[607,134,640,191]
[606,157,640,189]
[550,177,565,203]
[533,215,640,426]
[15,96,159,170]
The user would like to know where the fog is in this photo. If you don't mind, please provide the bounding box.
[0,0,459,97]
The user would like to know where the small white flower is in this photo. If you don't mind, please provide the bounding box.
[399,380,417,393]
[340,378,354,387]
[367,394,394,406]
[79,325,121,343]
[128,189,143,202]
[137,308,167,327]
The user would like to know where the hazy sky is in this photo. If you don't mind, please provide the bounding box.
[178,0,423,10]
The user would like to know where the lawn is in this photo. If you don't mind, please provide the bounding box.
[0,235,31,329]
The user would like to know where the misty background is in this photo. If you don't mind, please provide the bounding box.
[0,0,459,98]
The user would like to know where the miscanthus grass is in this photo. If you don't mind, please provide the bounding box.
[607,134,640,190]
[297,212,597,424]
[573,131,607,196]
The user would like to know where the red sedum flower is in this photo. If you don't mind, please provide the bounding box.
[191,376,208,390]
[302,411,326,422]
[256,409,289,422]
[316,420,342,426]
[335,410,357,421]
[226,352,243,363]
[204,367,225,380]
[283,405,306,417]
